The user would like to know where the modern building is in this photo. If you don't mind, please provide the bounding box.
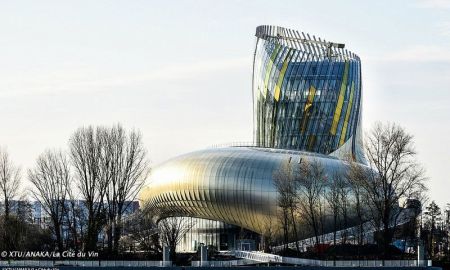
[140,25,368,251]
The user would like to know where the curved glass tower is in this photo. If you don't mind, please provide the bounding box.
[140,25,367,251]
[253,26,364,163]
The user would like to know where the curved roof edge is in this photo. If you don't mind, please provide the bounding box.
[255,25,360,61]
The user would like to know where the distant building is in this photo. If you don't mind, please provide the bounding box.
[1,199,140,245]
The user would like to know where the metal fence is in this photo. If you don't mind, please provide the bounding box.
[234,250,432,267]
[0,261,167,267]
[191,259,257,267]
[0,256,433,268]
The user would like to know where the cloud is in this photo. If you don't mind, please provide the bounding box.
[415,0,450,9]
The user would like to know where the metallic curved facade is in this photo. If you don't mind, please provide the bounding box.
[253,26,364,162]
[140,25,366,250]
[140,147,351,235]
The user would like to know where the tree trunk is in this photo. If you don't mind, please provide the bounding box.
[283,210,289,252]
[290,208,300,255]
[170,242,176,262]
[72,212,79,257]
[113,214,122,254]
[309,204,320,249]
[107,221,113,255]
[333,214,337,246]
[3,198,10,252]
[85,219,99,252]
[54,219,64,252]
[4,198,9,218]
[382,213,392,259]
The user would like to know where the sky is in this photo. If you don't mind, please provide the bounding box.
[0,0,449,207]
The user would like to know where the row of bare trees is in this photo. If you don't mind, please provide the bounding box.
[271,122,427,258]
[0,124,150,254]
[273,158,352,253]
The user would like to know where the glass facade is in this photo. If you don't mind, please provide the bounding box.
[253,25,364,163]
[170,217,258,251]
[140,25,368,251]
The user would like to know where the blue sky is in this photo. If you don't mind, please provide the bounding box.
[0,0,449,206]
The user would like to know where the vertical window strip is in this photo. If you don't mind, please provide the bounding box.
[292,52,314,149]
[253,41,265,102]
[307,56,332,153]
[270,48,292,147]
[334,61,354,145]
[263,43,285,147]
[349,62,362,159]
[339,81,355,146]
[274,49,292,101]
[300,84,317,133]
[269,46,289,98]
[278,50,302,148]
[349,62,361,140]
[256,41,272,145]
[258,41,274,97]
[300,52,322,151]
[267,46,289,145]
[330,61,349,135]
[315,60,338,154]
[349,61,360,138]
[263,43,281,98]
[276,50,299,147]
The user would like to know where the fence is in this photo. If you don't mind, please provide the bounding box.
[0,256,434,268]
[234,251,432,267]
[191,259,256,267]
[0,261,167,267]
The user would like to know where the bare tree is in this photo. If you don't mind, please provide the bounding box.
[297,159,327,247]
[351,122,427,257]
[325,171,341,246]
[273,159,300,254]
[261,214,278,253]
[69,126,108,251]
[337,175,351,244]
[347,163,368,246]
[128,203,161,255]
[70,124,149,253]
[99,124,149,254]
[158,212,195,261]
[28,150,71,252]
[0,147,21,219]
[0,147,21,251]
[64,188,86,255]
